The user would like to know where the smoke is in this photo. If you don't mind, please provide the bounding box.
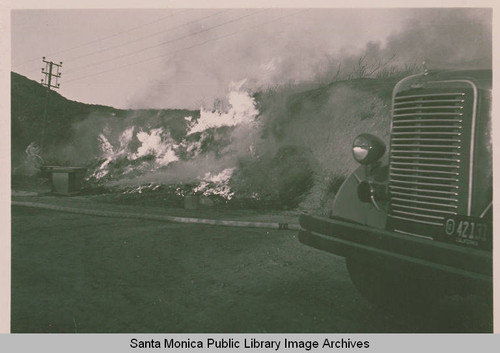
[131,8,491,109]
[315,8,492,83]
[12,142,43,176]
[76,83,264,190]
[187,81,259,135]
[106,154,234,187]
[389,9,491,65]
[18,8,491,211]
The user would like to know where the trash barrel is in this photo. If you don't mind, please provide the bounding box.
[41,166,87,196]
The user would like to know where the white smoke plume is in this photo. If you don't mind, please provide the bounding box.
[92,83,262,188]
[187,83,259,135]
[35,8,490,209]
[129,8,491,110]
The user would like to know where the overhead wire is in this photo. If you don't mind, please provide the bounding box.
[67,9,269,75]
[13,9,229,80]
[64,9,309,85]
[12,9,191,68]
[59,10,230,64]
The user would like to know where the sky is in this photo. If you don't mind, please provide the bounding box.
[11,8,493,110]
[10,8,422,110]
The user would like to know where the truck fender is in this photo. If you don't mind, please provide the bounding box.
[330,166,387,229]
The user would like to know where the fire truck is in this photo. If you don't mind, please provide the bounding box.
[298,68,492,307]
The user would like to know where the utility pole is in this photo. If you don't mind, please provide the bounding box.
[40,57,62,156]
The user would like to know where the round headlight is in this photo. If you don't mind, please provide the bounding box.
[352,133,386,164]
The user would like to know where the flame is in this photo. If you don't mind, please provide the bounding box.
[90,126,181,180]
[193,168,235,200]
[202,167,235,183]
[135,128,179,166]
[89,83,260,197]
[90,127,135,179]
[187,88,259,135]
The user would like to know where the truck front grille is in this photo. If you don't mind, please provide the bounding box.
[388,85,475,238]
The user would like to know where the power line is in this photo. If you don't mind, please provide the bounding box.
[13,9,190,69]
[68,9,269,75]
[12,9,238,79]
[64,9,309,86]
[59,10,230,64]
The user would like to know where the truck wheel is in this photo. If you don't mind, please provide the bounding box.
[345,257,439,310]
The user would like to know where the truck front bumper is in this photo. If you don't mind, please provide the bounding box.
[298,213,492,285]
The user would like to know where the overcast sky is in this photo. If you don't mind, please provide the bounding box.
[11,8,491,110]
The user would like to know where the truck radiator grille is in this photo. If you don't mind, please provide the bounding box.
[388,90,471,233]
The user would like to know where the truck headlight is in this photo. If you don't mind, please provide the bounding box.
[352,133,386,165]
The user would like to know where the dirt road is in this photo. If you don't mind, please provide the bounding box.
[11,206,492,333]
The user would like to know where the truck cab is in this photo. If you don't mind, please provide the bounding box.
[298,69,492,307]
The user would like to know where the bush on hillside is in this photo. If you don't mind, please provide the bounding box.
[230,145,314,209]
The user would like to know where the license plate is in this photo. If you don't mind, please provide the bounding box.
[444,216,490,247]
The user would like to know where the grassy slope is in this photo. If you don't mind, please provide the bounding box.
[255,76,404,212]
[12,71,406,212]
[11,72,198,166]
[11,72,123,162]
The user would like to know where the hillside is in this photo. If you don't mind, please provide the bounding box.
[12,72,119,164]
[252,76,403,211]
[12,71,406,212]
[11,72,199,168]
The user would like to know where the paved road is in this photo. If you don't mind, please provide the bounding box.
[11,206,492,333]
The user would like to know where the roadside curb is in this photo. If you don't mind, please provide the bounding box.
[12,201,300,231]
[11,191,47,197]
